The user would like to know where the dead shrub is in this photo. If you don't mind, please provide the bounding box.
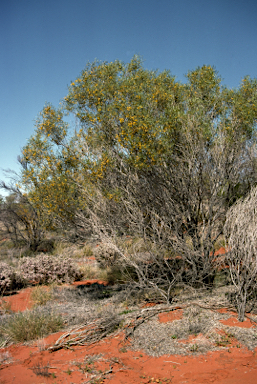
[224,186,257,321]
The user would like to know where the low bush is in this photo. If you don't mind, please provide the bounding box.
[19,254,83,284]
[0,262,25,294]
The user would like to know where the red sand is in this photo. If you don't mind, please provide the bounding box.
[158,309,183,323]
[214,247,226,256]
[218,308,256,328]
[71,279,108,287]
[1,287,34,312]
[220,316,255,328]
[1,331,257,384]
[1,279,257,384]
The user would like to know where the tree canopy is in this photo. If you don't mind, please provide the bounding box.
[15,56,257,286]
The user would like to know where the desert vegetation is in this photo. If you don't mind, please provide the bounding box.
[1,56,257,349]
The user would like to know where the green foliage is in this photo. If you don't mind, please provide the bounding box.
[19,58,185,227]
[20,58,257,218]
[64,56,184,170]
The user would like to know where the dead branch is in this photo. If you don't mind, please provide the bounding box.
[48,315,121,352]
[48,301,235,352]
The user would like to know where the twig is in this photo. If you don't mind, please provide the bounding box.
[82,366,113,384]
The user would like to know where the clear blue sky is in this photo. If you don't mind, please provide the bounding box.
[1,0,257,191]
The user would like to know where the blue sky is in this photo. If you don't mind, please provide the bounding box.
[1,0,257,192]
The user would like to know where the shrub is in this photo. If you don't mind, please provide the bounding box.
[224,186,257,321]
[19,254,83,285]
[0,308,63,342]
[0,262,24,294]
[94,243,120,268]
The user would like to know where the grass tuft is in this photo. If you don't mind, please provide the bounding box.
[0,308,63,342]
[32,362,51,377]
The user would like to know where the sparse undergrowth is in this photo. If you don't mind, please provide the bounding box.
[1,276,257,356]
[0,240,257,357]
[94,242,120,268]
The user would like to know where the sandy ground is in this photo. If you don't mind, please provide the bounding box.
[1,280,257,384]
[1,330,257,384]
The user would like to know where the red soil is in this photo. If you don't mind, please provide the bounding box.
[71,279,108,287]
[1,287,34,312]
[219,314,255,328]
[217,308,256,328]
[1,281,257,384]
[158,309,183,323]
[213,247,230,270]
[1,280,109,315]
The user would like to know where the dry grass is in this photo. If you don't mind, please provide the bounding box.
[78,264,99,279]
[31,286,54,307]
[52,241,94,258]
[49,309,121,351]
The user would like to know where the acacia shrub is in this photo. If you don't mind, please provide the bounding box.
[17,58,257,294]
